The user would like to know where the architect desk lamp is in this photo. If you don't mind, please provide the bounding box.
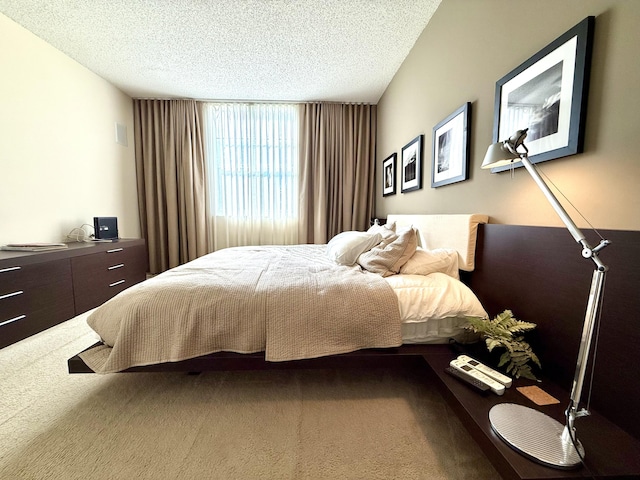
[481,128,610,469]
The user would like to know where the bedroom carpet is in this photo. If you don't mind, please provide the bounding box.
[0,313,500,480]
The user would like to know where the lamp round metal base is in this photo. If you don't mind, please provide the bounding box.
[489,403,584,469]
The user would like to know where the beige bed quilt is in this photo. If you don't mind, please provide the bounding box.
[80,244,403,373]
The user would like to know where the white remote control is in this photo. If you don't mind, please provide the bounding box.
[456,355,513,388]
[449,358,505,395]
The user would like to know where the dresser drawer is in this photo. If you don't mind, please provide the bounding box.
[0,259,75,349]
[0,289,27,321]
[72,271,134,313]
[0,260,66,295]
[0,264,23,294]
[71,243,147,314]
[70,245,135,271]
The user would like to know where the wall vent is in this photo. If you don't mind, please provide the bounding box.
[115,122,128,146]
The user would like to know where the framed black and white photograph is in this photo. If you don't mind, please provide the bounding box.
[400,135,423,193]
[382,153,396,197]
[491,16,594,172]
[431,102,471,188]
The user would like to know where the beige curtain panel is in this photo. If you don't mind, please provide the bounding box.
[298,103,377,244]
[133,99,208,274]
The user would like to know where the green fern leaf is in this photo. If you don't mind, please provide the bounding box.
[498,351,510,368]
[465,309,541,380]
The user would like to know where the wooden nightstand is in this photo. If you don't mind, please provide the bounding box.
[422,345,640,480]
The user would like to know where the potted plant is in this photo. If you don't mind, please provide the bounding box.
[465,310,541,380]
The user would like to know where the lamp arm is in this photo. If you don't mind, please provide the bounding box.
[518,152,609,437]
[518,154,608,272]
[568,269,606,414]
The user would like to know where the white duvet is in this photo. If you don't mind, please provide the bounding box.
[386,272,487,323]
[387,272,488,344]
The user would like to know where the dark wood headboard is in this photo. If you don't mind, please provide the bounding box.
[469,223,640,440]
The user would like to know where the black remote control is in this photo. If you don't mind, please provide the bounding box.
[445,366,490,392]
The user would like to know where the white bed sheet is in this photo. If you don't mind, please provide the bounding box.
[401,317,473,344]
[386,272,488,344]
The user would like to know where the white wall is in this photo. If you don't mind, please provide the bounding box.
[0,13,139,245]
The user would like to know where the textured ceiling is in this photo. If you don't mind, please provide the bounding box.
[0,0,441,103]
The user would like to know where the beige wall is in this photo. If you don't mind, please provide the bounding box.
[0,14,139,245]
[376,0,640,231]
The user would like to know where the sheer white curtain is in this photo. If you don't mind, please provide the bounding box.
[202,103,299,251]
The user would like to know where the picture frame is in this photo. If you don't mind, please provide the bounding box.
[431,102,471,188]
[400,135,423,193]
[491,16,595,173]
[382,153,396,197]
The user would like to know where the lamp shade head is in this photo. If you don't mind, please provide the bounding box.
[481,129,530,169]
[481,142,519,169]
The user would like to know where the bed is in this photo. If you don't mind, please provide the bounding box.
[68,214,489,374]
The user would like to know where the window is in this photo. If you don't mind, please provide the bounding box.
[202,103,299,249]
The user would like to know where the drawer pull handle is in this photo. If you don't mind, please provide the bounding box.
[0,266,21,274]
[107,248,124,253]
[108,264,125,270]
[109,280,126,287]
[0,290,24,301]
[0,314,26,327]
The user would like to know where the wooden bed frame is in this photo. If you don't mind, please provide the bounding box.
[67,221,640,479]
[67,222,640,438]
[67,213,488,372]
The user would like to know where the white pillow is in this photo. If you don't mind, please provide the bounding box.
[386,272,487,322]
[326,231,382,265]
[399,247,460,279]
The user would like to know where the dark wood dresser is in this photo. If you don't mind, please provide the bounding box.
[0,239,146,349]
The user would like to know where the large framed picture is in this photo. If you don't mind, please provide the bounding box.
[382,153,396,197]
[431,102,471,188]
[491,16,594,173]
[400,135,423,193]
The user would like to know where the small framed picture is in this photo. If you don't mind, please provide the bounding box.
[382,153,396,197]
[431,102,471,188]
[400,135,423,193]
